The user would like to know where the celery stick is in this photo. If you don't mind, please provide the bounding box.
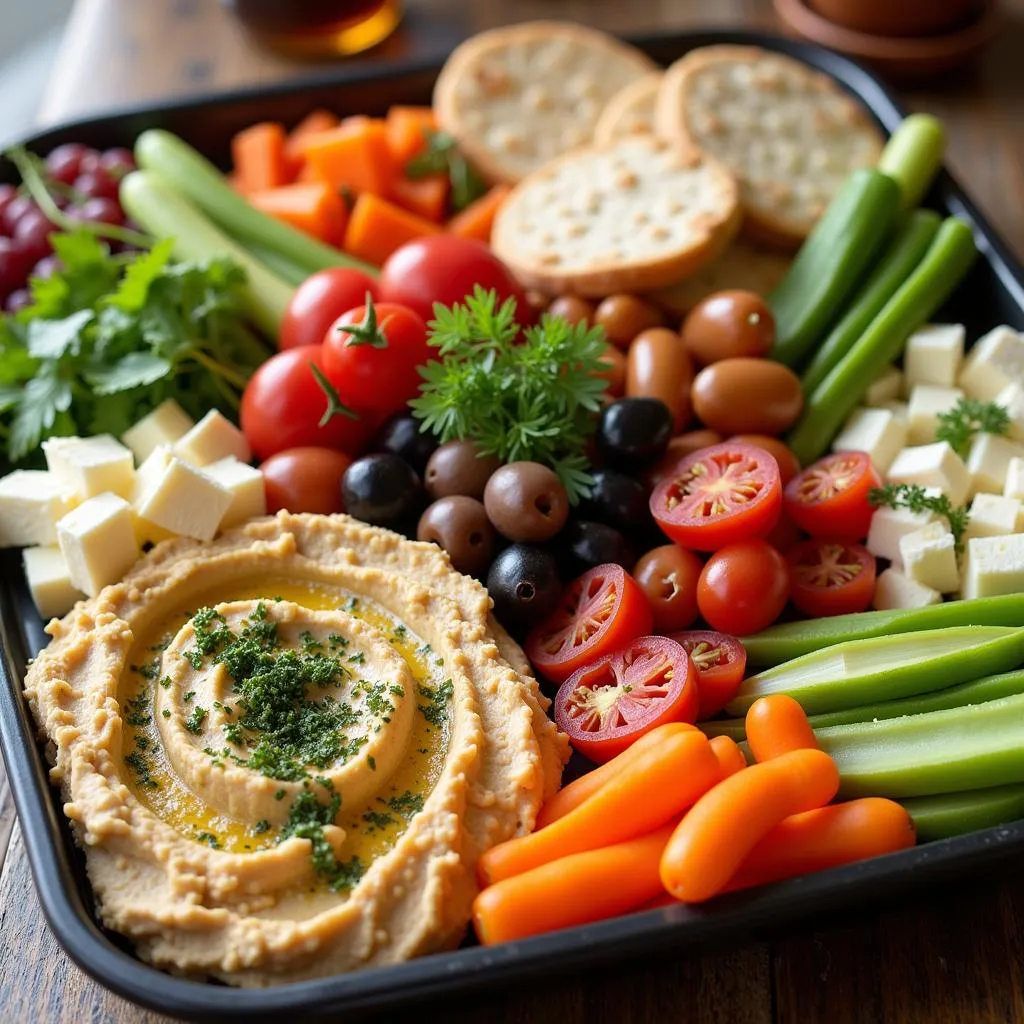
[697,719,748,742]
[902,785,1024,841]
[876,114,946,211]
[726,626,1024,717]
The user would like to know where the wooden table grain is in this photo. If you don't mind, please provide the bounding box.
[5,1,1024,1020]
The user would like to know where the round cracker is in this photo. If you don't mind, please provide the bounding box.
[491,135,741,298]
[433,21,657,185]
[593,72,663,147]
[655,45,883,246]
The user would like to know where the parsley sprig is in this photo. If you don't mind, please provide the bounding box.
[868,483,971,553]
[409,288,606,502]
[935,397,1011,457]
[405,131,488,211]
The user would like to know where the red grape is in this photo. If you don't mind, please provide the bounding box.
[13,209,55,264]
[0,238,30,297]
[32,255,62,280]
[77,150,102,175]
[98,148,135,180]
[72,171,118,201]
[2,195,38,235]
[0,185,16,231]
[78,197,124,227]
[4,288,31,314]
[45,143,90,185]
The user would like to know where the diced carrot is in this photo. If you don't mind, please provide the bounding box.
[447,185,511,243]
[343,193,443,266]
[295,161,320,184]
[284,109,340,170]
[231,122,290,193]
[248,182,348,246]
[386,105,438,165]
[302,119,398,198]
[746,694,819,763]
[391,173,450,222]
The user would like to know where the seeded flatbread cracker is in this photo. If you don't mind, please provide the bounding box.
[593,72,663,147]
[491,135,741,298]
[432,21,657,185]
[655,46,883,247]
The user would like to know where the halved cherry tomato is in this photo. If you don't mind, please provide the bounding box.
[553,635,698,763]
[787,539,877,618]
[783,451,881,541]
[649,442,782,552]
[668,629,747,720]
[696,539,790,636]
[525,564,653,684]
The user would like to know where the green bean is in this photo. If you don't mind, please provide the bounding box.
[876,114,946,211]
[902,784,1024,841]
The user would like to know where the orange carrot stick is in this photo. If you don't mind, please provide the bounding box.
[285,108,339,168]
[480,729,720,886]
[231,122,290,193]
[248,182,348,245]
[709,734,748,779]
[385,105,438,164]
[391,173,450,223]
[473,821,677,945]
[725,798,916,892]
[447,184,511,243]
[660,748,839,903]
[343,192,443,267]
[746,694,818,762]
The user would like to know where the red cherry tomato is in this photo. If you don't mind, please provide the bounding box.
[786,539,877,618]
[240,345,371,461]
[278,267,380,350]
[668,629,748,720]
[632,544,703,633]
[321,299,430,421]
[696,539,790,636]
[525,564,653,684]
[377,236,530,324]
[783,451,881,541]
[649,442,782,552]
[553,635,699,764]
[261,447,353,514]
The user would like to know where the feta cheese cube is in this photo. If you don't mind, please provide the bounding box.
[872,567,942,610]
[201,457,267,529]
[887,442,972,508]
[958,326,1024,401]
[865,366,903,406]
[43,435,135,501]
[121,399,195,463]
[906,384,964,445]
[898,521,960,593]
[174,410,251,468]
[0,471,77,548]
[56,493,139,597]
[1004,457,1024,501]
[903,324,965,391]
[965,433,1024,496]
[134,453,233,542]
[995,383,1024,443]
[831,407,907,475]
[22,546,85,620]
[866,503,939,563]
[962,534,1024,599]
[964,493,1023,542]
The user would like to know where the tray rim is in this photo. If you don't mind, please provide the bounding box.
[3,24,1024,1021]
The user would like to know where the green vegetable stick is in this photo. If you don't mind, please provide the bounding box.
[787,216,977,466]
[876,114,946,211]
[800,210,941,394]
[245,243,311,287]
[902,784,1024,842]
[726,625,1024,717]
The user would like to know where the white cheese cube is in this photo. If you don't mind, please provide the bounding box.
[43,435,135,501]
[898,521,960,593]
[56,493,139,597]
[866,504,939,563]
[121,399,194,463]
[995,383,1024,443]
[0,471,77,548]
[964,493,1023,542]
[958,326,1024,401]
[831,407,907,475]
[880,400,909,423]
[906,384,965,445]
[887,442,972,508]
[22,545,85,620]
[872,567,942,610]
[174,410,251,468]
[903,324,965,392]
[202,457,266,529]
[865,366,903,406]
[965,433,1024,496]
[134,454,233,542]
[1004,457,1024,501]
[962,534,1024,599]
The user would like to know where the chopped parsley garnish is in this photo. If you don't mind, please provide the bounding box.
[184,706,208,734]
[366,755,376,770]
[869,483,971,553]
[124,751,158,788]
[362,809,395,831]
[275,789,286,800]
[122,693,152,727]
[364,682,394,720]
[300,630,324,654]
[279,784,364,890]
[348,652,365,665]
[134,735,150,751]
[389,684,405,698]
[253,819,270,834]
[417,679,453,726]
[344,597,359,613]
[392,624,407,641]
[195,831,221,850]
[183,690,195,703]
[161,708,171,718]
[936,397,1010,457]
[384,790,425,819]
[158,675,172,689]
[328,634,348,650]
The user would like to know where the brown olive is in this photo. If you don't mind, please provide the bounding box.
[424,440,502,500]
[594,340,627,398]
[548,294,596,326]
[681,290,775,366]
[626,327,694,431]
[691,358,803,436]
[483,462,569,543]
[633,545,703,632]
[593,294,664,348]
[417,496,496,577]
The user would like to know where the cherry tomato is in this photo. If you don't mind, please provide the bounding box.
[377,236,529,325]
[261,447,352,514]
[765,512,805,553]
[553,635,699,763]
[633,544,703,632]
[668,629,747,720]
[696,539,790,636]
[650,442,782,552]
[786,539,877,618]
[784,451,881,541]
[240,345,371,461]
[278,267,380,351]
[524,564,653,685]
[729,434,801,486]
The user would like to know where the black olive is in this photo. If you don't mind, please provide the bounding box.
[342,454,423,533]
[597,397,673,469]
[561,520,636,576]
[486,544,563,632]
[372,414,438,477]
[577,469,652,536]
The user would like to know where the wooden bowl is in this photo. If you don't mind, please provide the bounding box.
[808,0,985,38]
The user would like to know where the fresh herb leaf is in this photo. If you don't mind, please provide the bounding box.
[85,351,173,394]
[405,130,487,211]
[936,397,1011,457]
[868,483,971,553]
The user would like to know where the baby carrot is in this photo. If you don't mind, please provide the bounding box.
[473,822,677,945]
[479,729,720,886]
[746,694,819,762]
[725,798,916,892]
[710,734,748,778]
[660,748,839,902]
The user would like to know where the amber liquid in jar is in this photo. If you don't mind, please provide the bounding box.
[230,0,402,57]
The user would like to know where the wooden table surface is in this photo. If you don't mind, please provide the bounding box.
[4,0,1024,1020]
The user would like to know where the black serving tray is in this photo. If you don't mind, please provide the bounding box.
[3,27,1024,1022]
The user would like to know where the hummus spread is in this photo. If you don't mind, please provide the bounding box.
[24,512,569,984]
